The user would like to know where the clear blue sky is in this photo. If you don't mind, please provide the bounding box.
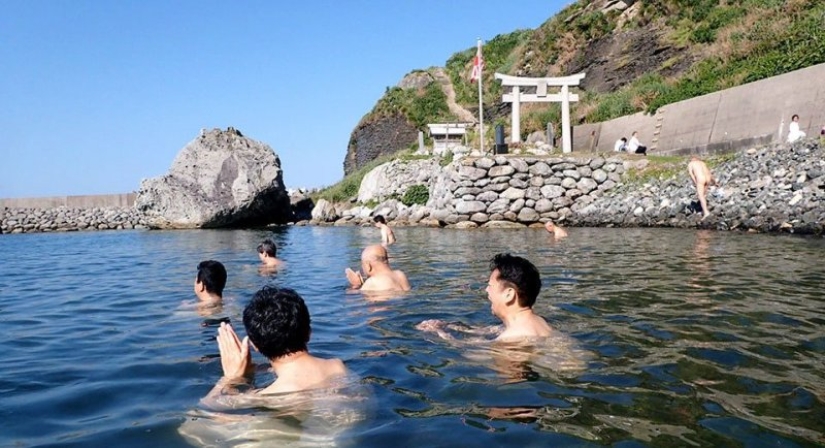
[0,1,565,197]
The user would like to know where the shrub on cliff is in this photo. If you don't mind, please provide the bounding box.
[401,185,429,206]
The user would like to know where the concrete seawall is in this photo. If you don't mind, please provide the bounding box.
[0,193,135,209]
[574,63,825,155]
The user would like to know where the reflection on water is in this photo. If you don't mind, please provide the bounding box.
[0,227,824,447]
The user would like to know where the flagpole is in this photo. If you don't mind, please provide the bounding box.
[476,38,485,155]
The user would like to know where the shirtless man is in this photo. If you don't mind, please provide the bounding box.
[373,215,396,246]
[687,156,716,219]
[195,260,226,305]
[204,286,348,403]
[345,244,410,292]
[418,253,553,342]
[544,221,568,240]
[257,239,283,270]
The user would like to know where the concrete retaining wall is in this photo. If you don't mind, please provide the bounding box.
[0,193,136,209]
[576,63,825,155]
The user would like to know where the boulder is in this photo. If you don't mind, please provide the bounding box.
[135,128,291,228]
[311,199,338,222]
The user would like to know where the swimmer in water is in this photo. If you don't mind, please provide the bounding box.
[194,260,226,307]
[373,215,396,246]
[257,239,283,271]
[346,245,410,292]
[418,253,553,342]
[544,221,568,240]
[202,286,348,405]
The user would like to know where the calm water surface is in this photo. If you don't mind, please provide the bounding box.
[1,227,824,447]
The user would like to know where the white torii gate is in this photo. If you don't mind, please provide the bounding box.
[494,72,586,153]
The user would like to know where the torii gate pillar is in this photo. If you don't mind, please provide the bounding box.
[495,72,586,153]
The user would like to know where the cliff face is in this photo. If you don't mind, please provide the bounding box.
[343,114,419,175]
[343,0,825,177]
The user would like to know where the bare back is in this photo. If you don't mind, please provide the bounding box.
[688,160,713,187]
[496,312,553,342]
[261,357,347,395]
[362,269,410,292]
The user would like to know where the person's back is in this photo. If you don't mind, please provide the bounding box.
[614,137,627,152]
[346,244,410,292]
[373,215,396,245]
[257,239,283,270]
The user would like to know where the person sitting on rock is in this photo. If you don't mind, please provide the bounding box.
[614,137,627,152]
[373,215,396,246]
[346,245,410,292]
[627,131,647,155]
[788,114,806,143]
[257,239,283,271]
[544,221,568,240]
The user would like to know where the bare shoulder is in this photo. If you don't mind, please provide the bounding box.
[394,270,411,290]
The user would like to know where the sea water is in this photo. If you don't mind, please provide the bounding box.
[1,227,824,447]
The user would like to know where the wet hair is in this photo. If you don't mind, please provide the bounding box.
[489,253,541,308]
[373,215,386,224]
[792,114,799,121]
[197,260,227,296]
[257,239,277,257]
[243,286,310,360]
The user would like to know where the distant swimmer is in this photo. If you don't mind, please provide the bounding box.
[346,244,410,292]
[194,260,226,306]
[419,253,553,342]
[373,215,396,246]
[687,156,716,219]
[544,221,568,240]
[257,239,283,271]
[203,286,348,403]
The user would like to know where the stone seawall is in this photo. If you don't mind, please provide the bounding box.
[425,155,622,227]
[0,207,149,234]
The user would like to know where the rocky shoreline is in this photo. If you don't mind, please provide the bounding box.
[0,207,149,234]
[4,139,823,236]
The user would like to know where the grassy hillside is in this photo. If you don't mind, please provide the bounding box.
[365,0,825,135]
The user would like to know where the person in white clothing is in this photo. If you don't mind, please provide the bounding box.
[614,137,627,152]
[787,114,806,143]
[627,131,647,155]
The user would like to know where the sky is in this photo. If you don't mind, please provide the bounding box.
[0,1,567,198]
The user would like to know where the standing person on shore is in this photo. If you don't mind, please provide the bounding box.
[688,156,716,219]
[373,215,396,246]
[345,244,410,292]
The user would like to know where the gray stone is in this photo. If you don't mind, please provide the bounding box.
[500,187,526,200]
[459,165,488,180]
[535,198,554,213]
[508,158,529,173]
[562,169,581,180]
[455,200,487,214]
[529,162,551,176]
[525,199,536,208]
[311,199,338,222]
[508,179,529,189]
[477,191,499,202]
[475,157,495,169]
[469,213,489,223]
[592,169,608,183]
[561,177,578,189]
[589,158,606,169]
[525,187,542,201]
[455,220,479,229]
[577,178,599,194]
[509,198,526,212]
[517,207,540,222]
[540,185,566,199]
[489,165,516,177]
[529,177,545,187]
[135,128,291,228]
[454,187,482,196]
[482,220,526,229]
[487,198,510,214]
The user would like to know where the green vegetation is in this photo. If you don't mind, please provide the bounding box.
[371,80,453,128]
[313,153,398,203]
[401,184,429,206]
[439,150,453,167]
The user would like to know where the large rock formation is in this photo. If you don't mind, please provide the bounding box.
[135,128,291,228]
[344,114,419,175]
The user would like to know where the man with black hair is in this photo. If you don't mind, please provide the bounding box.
[257,239,282,270]
[486,253,553,341]
[373,215,396,246]
[205,286,348,400]
[418,253,553,341]
[195,260,227,304]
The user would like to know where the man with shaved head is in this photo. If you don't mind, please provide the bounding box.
[345,245,410,292]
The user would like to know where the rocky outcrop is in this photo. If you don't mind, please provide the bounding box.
[572,140,825,234]
[135,128,291,228]
[344,114,419,175]
[357,159,441,203]
[1,207,149,233]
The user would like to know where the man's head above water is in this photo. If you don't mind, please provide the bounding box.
[243,286,311,360]
[195,260,227,300]
[488,253,541,309]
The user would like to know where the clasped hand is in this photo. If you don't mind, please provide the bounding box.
[216,322,252,380]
